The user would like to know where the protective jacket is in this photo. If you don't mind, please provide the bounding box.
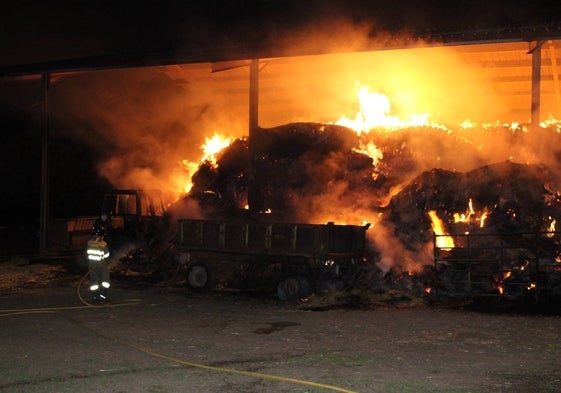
[87,237,110,261]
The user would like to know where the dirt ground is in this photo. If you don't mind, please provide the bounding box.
[1,259,561,393]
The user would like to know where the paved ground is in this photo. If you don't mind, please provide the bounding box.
[1,262,561,393]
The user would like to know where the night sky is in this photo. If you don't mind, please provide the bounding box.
[1,1,561,251]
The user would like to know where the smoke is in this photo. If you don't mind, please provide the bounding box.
[260,16,511,126]
[50,66,250,204]
[368,220,433,274]
[50,19,518,201]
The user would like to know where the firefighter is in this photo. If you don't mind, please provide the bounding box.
[86,214,112,303]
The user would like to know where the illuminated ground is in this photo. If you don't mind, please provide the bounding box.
[0,262,560,393]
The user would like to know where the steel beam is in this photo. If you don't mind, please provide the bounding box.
[39,73,50,254]
[247,59,262,214]
[529,41,544,128]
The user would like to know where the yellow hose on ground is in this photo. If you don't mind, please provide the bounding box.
[1,271,359,393]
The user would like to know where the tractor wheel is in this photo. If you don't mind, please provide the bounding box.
[276,276,310,301]
[186,263,214,292]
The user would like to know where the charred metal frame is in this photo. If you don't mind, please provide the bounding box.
[433,231,561,300]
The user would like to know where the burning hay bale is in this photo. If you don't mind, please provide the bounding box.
[173,121,561,305]
[387,160,561,245]
[188,122,377,221]
[186,123,556,224]
[385,160,561,302]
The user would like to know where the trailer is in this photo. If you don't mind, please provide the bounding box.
[174,218,371,300]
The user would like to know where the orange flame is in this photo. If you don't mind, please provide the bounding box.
[352,141,384,174]
[428,210,454,249]
[178,160,200,193]
[479,212,488,228]
[547,216,556,238]
[452,198,489,228]
[495,271,513,295]
[334,84,447,134]
[178,131,233,195]
[202,132,232,166]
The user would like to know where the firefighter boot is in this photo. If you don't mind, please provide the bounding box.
[99,287,110,303]
[90,289,101,304]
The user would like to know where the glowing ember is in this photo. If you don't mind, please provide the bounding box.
[479,212,488,228]
[428,210,454,249]
[547,216,556,238]
[540,114,561,132]
[494,271,515,295]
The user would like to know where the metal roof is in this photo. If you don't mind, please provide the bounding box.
[1,1,561,76]
[1,2,560,121]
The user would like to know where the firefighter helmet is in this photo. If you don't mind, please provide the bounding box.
[92,214,109,238]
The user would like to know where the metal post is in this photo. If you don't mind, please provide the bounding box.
[548,40,560,118]
[247,59,261,215]
[39,72,50,255]
[529,41,544,128]
[249,59,259,134]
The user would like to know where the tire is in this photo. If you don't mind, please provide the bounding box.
[276,276,310,301]
[297,276,312,297]
[187,263,214,292]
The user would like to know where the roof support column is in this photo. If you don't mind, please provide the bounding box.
[529,40,544,128]
[39,72,50,255]
[548,40,561,118]
[247,59,262,215]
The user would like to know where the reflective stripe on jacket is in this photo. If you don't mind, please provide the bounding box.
[87,239,110,261]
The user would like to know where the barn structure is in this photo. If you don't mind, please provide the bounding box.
[1,1,561,254]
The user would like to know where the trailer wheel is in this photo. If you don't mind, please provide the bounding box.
[276,276,310,301]
[187,264,214,292]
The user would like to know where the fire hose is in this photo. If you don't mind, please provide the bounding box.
[0,271,359,393]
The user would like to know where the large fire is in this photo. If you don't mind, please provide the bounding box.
[72,40,561,286]
[172,81,561,254]
[177,132,232,193]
